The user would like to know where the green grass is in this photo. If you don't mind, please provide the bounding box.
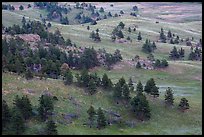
[2,2,202,135]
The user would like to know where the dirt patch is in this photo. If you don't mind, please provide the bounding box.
[17,34,41,42]
[113,60,135,70]
[2,90,10,95]
[23,88,35,95]
[192,75,202,81]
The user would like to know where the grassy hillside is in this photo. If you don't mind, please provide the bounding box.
[2,2,202,135]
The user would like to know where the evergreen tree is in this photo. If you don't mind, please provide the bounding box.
[19,95,33,120]
[136,61,141,68]
[137,32,142,40]
[169,46,180,60]
[117,30,124,39]
[64,70,73,85]
[97,107,107,129]
[136,81,143,93]
[142,39,152,53]
[80,68,90,87]
[99,7,104,12]
[131,93,151,120]
[160,59,169,67]
[88,78,97,95]
[167,30,172,38]
[178,98,190,112]
[160,28,166,43]
[46,119,58,135]
[111,34,116,42]
[101,73,112,89]
[152,41,157,50]
[2,100,11,130]
[25,69,33,80]
[150,85,159,98]
[87,25,90,30]
[22,17,26,25]
[38,95,54,121]
[113,82,122,99]
[118,22,125,29]
[87,105,96,128]
[178,47,185,58]
[128,27,131,33]
[154,59,161,68]
[10,107,25,135]
[122,83,130,101]
[120,10,124,14]
[19,5,24,10]
[144,78,157,94]
[128,77,134,92]
[119,77,126,87]
[170,38,174,44]
[164,87,174,106]
[108,12,112,17]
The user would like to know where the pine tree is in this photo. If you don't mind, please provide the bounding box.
[167,30,172,38]
[128,77,134,92]
[119,77,126,87]
[87,105,96,128]
[87,26,90,30]
[22,17,26,25]
[25,68,33,80]
[178,98,189,112]
[20,95,33,120]
[99,7,104,12]
[152,41,157,50]
[10,107,25,135]
[160,28,166,43]
[2,100,11,130]
[97,107,107,129]
[113,82,122,99]
[136,61,141,68]
[38,95,54,121]
[137,32,142,40]
[101,73,112,89]
[160,59,169,68]
[169,46,179,60]
[164,87,174,106]
[131,93,151,120]
[46,120,58,135]
[19,5,24,10]
[154,59,161,68]
[178,47,185,58]
[150,85,159,98]
[144,78,156,94]
[136,81,143,93]
[118,22,125,29]
[122,83,130,101]
[88,78,97,95]
[128,27,131,33]
[64,70,73,85]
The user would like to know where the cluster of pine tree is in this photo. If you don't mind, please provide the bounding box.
[169,46,185,60]
[2,94,58,135]
[188,47,202,61]
[90,29,101,42]
[87,106,107,129]
[142,39,157,53]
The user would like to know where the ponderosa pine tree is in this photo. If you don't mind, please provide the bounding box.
[136,81,143,93]
[150,85,159,98]
[122,83,130,101]
[167,30,172,38]
[64,70,73,85]
[113,82,122,99]
[10,107,25,135]
[38,95,54,121]
[169,46,180,60]
[46,119,58,135]
[97,107,107,129]
[160,28,166,43]
[178,98,189,112]
[128,77,134,92]
[128,27,131,33]
[118,22,125,29]
[178,47,185,59]
[101,73,112,89]
[2,100,11,130]
[136,61,141,68]
[88,78,97,95]
[137,32,142,40]
[131,93,151,121]
[87,105,96,128]
[144,78,157,94]
[164,87,174,106]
